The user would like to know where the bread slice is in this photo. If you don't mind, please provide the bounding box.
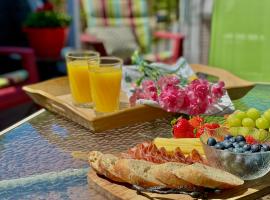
[150,162,192,188]
[173,163,244,189]
[99,153,123,182]
[88,151,103,174]
[114,159,164,188]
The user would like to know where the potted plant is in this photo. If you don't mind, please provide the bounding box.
[23,1,71,59]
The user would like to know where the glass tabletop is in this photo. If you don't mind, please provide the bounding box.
[1,84,270,200]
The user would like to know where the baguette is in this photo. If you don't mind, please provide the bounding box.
[173,163,244,189]
[88,151,103,174]
[150,162,192,188]
[114,159,164,188]
[99,153,123,182]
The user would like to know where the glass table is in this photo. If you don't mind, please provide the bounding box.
[1,84,270,200]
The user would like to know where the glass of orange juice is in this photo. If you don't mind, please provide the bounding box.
[66,51,99,107]
[89,57,123,113]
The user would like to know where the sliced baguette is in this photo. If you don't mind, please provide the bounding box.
[150,162,192,188]
[88,151,103,174]
[114,159,164,188]
[173,163,244,189]
[99,153,123,182]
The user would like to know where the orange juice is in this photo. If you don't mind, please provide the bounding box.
[67,60,92,104]
[89,67,122,112]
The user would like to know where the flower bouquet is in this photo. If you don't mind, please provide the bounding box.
[123,52,234,116]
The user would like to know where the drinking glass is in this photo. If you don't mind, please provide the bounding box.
[66,51,99,107]
[89,57,123,113]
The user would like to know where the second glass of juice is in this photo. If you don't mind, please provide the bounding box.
[66,51,99,107]
[89,57,123,113]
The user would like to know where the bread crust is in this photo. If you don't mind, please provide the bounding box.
[150,162,192,188]
[99,154,123,182]
[173,163,244,189]
[114,159,163,188]
[89,151,103,174]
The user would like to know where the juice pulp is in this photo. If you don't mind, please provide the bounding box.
[67,60,93,103]
[89,67,122,112]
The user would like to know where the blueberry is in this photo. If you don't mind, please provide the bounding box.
[235,135,246,143]
[215,142,224,150]
[251,144,261,153]
[238,141,246,147]
[233,148,244,153]
[223,141,233,149]
[243,144,251,151]
[261,144,270,151]
[233,142,240,148]
[207,137,217,146]
[224,134,233,140]
[229,137,236,143]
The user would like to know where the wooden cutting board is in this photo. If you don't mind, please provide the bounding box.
[88,170,270,200]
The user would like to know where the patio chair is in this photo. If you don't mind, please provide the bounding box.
[80,0,184,64]
[209,0,270,82]
[0,47,39,110]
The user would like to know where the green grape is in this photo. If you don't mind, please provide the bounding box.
[246,108,260,120]
[252,129,269,142]
[234,110,247,120]
[238,127,250,136]
[255,117,269,129]
[242,118,255,128]
[227,116,242,127]
[229,127,239,136]
[263,110,270,122]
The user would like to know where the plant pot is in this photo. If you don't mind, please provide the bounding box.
[24,27,68,59]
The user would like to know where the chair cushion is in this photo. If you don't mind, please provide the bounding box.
[0,69,29,88]
[82,0,152,53]
[87,26,138,60]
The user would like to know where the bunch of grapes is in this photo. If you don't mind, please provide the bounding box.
[226,108,270,141]
[129,75,226,115]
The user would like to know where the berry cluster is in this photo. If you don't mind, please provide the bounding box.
[207,134,270,153]
[172,116,220,138]
[130,75,225,115]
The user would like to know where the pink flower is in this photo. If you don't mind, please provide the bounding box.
[158,86,185,113]
[157,75,180,90]
[211,81,225,100]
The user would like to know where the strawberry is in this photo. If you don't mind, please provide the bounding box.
[189,116,204,128]
[204,123,220,129]
[245,135,257,144]
[173,118,195,138]
[195,126,204,138]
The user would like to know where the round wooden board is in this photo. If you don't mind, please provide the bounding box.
[87,170,270,200]
[87,170,193,200]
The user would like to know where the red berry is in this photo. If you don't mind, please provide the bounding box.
[189,116,204,128]
[196,127,204,138]
[173,118,195,138]
[204,123,220,129]
[245,135,257,144]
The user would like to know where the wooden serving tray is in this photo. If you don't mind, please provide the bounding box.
[23,65,254,132]
[88,168,270,200]
[23,77,172,132]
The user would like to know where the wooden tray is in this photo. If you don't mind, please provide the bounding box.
[88,166,270,200]
[23,77,172,132]
[23,65,254,132]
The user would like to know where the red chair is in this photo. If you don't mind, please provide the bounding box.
[0,47,39,110]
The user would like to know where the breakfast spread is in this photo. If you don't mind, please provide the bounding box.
[87,107,270,198]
